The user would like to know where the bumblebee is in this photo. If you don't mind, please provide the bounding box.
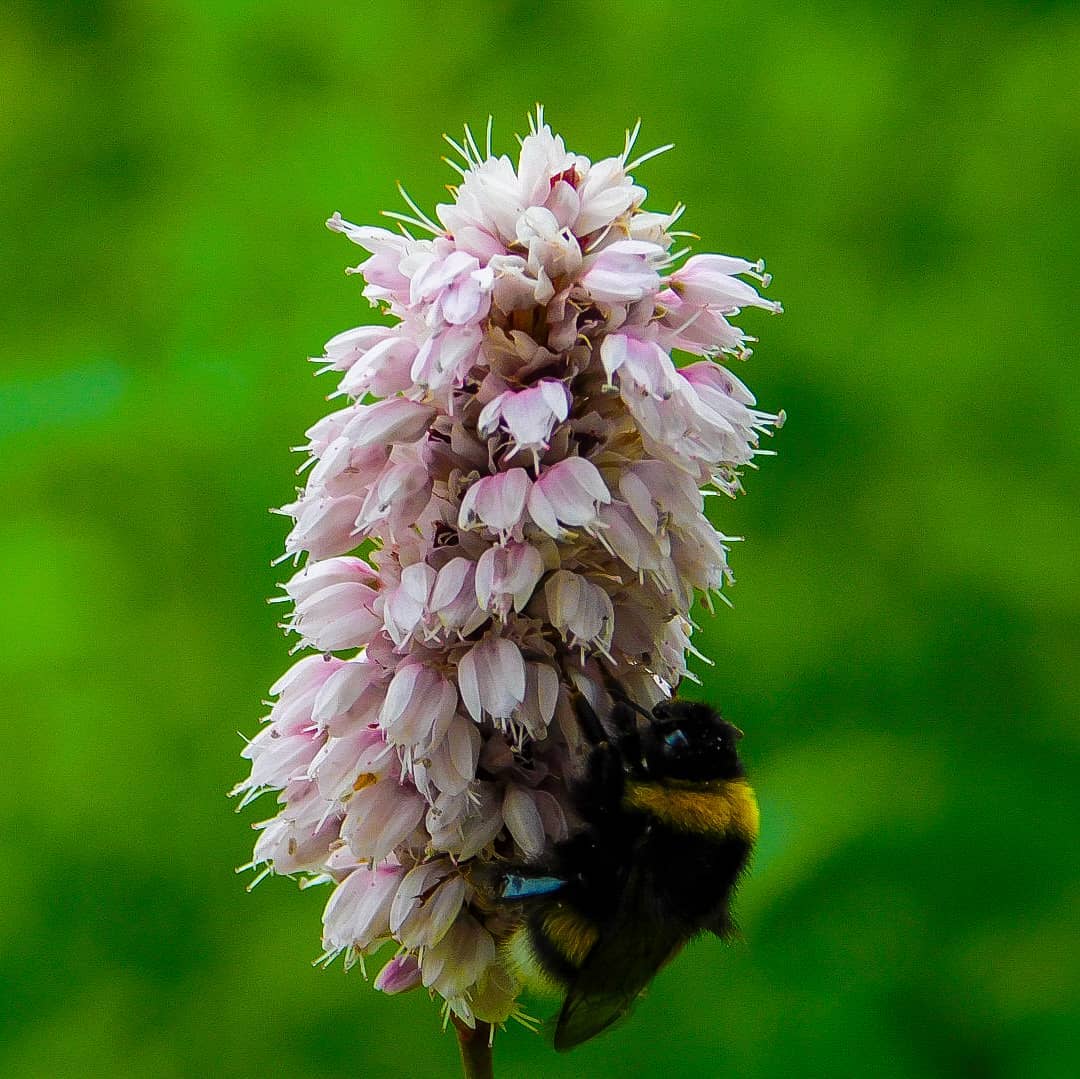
[498,682,758,1050]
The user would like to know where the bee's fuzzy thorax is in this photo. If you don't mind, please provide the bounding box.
[622,777,760,841]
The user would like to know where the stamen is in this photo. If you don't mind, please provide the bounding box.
[463,123,482,165]
[244,866,273,892]
[583,222,615,253]
[442,155,468,180]
[442,132,471,165]
[313,949,338,969]
[395,183,442,232]
[382,210,441,236]
[625,142,675,172]
[670,305,706,337]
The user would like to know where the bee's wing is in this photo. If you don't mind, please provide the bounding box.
[553,867,684,1051]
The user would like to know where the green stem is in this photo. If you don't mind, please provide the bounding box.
[453,1017,494,1079]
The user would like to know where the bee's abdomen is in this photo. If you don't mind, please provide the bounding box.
[503,903,599,994]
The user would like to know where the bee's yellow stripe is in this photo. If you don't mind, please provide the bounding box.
[623,778,759,841]
[502,927,565,997]
[501,906,599,996]
[542,906,599,966]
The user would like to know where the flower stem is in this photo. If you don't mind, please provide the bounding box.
[453,1017,494,1079]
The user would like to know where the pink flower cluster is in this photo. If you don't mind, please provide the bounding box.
[234,109,781,1029]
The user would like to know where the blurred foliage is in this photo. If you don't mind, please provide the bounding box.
[1,1,1077,1076]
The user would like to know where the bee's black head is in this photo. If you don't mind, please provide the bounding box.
[642,699,745,781]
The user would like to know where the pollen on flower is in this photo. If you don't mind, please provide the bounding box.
[234,105,781,1034]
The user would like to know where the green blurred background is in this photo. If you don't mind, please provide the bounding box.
[2,1,1077,1076]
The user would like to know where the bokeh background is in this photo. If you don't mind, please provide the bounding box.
[2,1,1077,1076]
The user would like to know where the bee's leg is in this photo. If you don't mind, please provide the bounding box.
[571,683,650,822]
[598,662,653,722]
[571,688,609,746]
[608,700,643,734]
[593,671,648,774]
[614,725,644,773]
[578,743,625,826]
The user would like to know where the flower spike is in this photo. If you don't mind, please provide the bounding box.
[235,108,781,1043]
